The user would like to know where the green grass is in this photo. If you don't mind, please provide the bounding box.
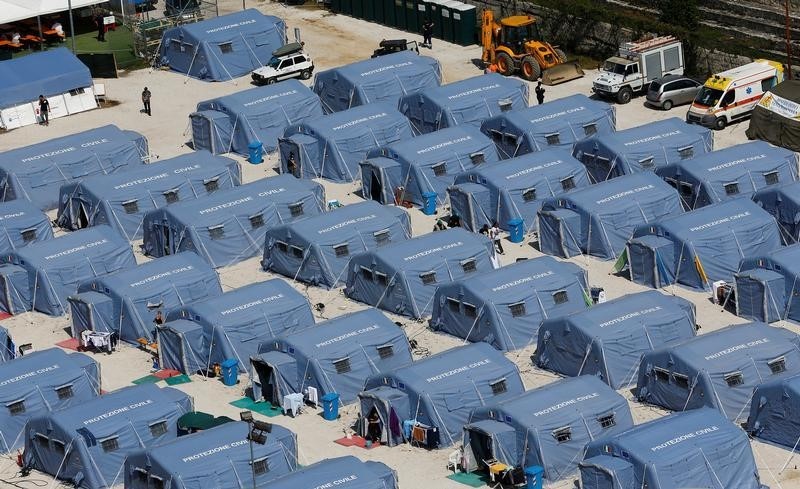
[11,25,143,69]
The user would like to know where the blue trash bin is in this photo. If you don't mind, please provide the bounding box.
[422,191,437,215]
[321,392,340,421]
[508,218,524,243]
[524,466,544,489]
[248,141,263,164]
[220,358,239,386]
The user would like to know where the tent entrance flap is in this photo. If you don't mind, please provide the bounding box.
[449,183,491,232]
[251,352,298,405]
[359,386,410,447]
[539,209,582,258]
[58,198,90,231]
[149,222,176,258]
[278,138,306,178]
[463,419,518,473]
[68,291,114,338]
[157,320,206,375]
[628,235,675,288]
[580,455,636,489]
[0,264,30,314]
[370,171,382,202]
[736,268,786,323]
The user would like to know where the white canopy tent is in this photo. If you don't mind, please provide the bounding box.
[0,0,108,25]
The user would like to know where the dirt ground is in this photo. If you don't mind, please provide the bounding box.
[0,1,798,488]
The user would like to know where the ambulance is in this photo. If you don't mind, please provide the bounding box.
[686,59,783,130]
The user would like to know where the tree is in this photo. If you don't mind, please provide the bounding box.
[658,0,700,30]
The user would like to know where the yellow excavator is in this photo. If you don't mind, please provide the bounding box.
[481,10,584,85]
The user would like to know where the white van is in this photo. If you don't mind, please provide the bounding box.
[686,60,783,130]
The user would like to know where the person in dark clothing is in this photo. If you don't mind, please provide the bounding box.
[422,19,434,48]
[535,81,545,105]
[367,410,381,443]
[287,151,297,176]
[142,87,152,116]
[479,224,490,236]
[96,12,106,42]
[38,95,49,126]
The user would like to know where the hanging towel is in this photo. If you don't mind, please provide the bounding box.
[389,407,402,440]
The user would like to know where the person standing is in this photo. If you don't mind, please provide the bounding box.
[422,19,434,48]
[38,95,50,126]
[95,11,106,42]
[141,87,152,116]
[535,80,546,105]
[489,221,504,255]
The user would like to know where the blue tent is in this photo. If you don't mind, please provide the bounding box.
[736,244,800,323]
[192,79,324,155]
[157,9,287,82]
[753,180,800,244]
[359,342,524,448]
[573,118,713,183]
[538,172,682,260]
[262,201,411,288]
[0,348,99,452]
[0,200,54,253]
[399,73,528,134]
[69,252,221,344]
[158,279,314,373]
[0,325,13,363]
[345,228,497,318]
[480,94,616,158]
[142,176,324,268]
[312,51,442,113]
[0,225,135,316]
[656,140,798,209]
[430,257,589,351]
[464,376,633,482]
[627,199,782,290]
[56,151,241,240]
[278,102,414,182]
[23,384,192,489]
[580,408,764,489]
[124,421,298,489]
[449,149,590,233]
[635,322,800,421]
[262,456,398,489]
[359,125,500,209]
[252,308,412,405]
[747,373,800,450]
[534,291,696,389]
[0,125,148,210]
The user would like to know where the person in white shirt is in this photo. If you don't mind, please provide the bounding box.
[489,221,504,254]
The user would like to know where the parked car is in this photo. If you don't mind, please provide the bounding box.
[251,43,314,85]
[645,74,701,110]
[372,39,419,58]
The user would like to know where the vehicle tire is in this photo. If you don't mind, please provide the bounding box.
[520,56,541,81]
[496,52,514,76]
[714,117,727,130]
[554,48,567,63]
[266,77,277,85]
[617,87,633,104]
[661,100,673,111]
[300,69,312,80]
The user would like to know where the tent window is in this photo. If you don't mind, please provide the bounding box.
[523,188,537,202]
[420,271,437,285]
[545,133,560,146]
[490,378,507,395]
[673,373,689,390]
[463,302,477,318]
[122,200,139,214]
[289,202,304,217]
[334,243,350,258]
[488,129,503,142]
[360,266,374,282]
[7,400,24,415]
[333,357,352,374]
[638,157,655,169]
[498,98,513,112]
[377,344,394,359]
[252,458,269,475]
[20,228,36,243]
[164,189,179,204]
[724,182,739,196]
[53,439,66,455]
[249,214,264,229]
[447,297,460,312]
[375,271,388,286]
[724,371,743,387]
[583,123,598,136]
[677,146,694,159]
[219,42,233,53]
[461,258,477,273]
[598,413,616,429]
[561,177,575,191]
[553,290,568,304]
[509,302,526,317]
[101,437,119,453]
[276,241,288,253]
[470,152,485,165]
[208,225,224,240]
[290,246,303,259]
[764,171,780,186]
[204,178,220,193]
[553,426,571,443]
[769,356,786,374]
[149,421,168,437]
[56,385,73,400]
[653,367,670,383]
[374,229,390,246]
[432,162,447,177]
[69,88,86,96]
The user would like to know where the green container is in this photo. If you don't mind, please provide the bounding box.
[438,0,457,43]
[330,0,341,13]
[426,0,443,40]
[352,0,364,19]
[394,0,407,29]
[374,0,385,24]
[416,1,432,38]
[404,0,418,34]
[452,2,477,46]
[364,0,375,21]
[383,0,396,26]
[341,0,353,15]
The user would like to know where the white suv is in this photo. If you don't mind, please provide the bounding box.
[252,43,314,85]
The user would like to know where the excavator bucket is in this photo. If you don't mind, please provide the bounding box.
[541,61,585,86]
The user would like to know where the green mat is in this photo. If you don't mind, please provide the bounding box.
[229,397,283,417]
[131,375,162,385]
[446,471,491,488]
[165,374,192,386]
